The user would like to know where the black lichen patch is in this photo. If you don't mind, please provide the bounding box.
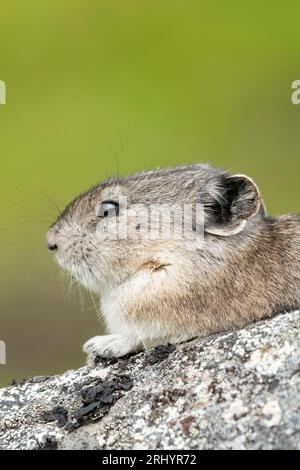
[36,436,58,450]
[81,375,132,405]
[67,375,133,430]
[94,352,135,368]
[42,405,68,427]
[73,377,98,393]
[144,344,176,365]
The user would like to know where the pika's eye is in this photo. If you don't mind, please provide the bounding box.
[96,200,119,218]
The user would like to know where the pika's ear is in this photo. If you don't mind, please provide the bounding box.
[204,174,261,236]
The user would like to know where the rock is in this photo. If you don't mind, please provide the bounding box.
[0,311,299,450]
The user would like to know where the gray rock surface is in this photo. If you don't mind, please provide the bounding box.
[0,311,299,450]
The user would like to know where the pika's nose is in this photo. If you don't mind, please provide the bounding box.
[46,230,58,252]
[47,242,57,251]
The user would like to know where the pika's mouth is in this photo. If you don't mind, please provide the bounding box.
[56,251,101,293]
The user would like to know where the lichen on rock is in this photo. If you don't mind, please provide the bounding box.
[0,311,299,450]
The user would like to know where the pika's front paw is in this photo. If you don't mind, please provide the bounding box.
[83,334,135,362]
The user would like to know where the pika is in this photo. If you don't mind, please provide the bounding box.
[46,164,300,361]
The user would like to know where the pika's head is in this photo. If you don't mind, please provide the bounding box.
[46,164,263,292]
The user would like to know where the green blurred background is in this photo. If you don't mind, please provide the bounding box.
[0,0,299,386]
